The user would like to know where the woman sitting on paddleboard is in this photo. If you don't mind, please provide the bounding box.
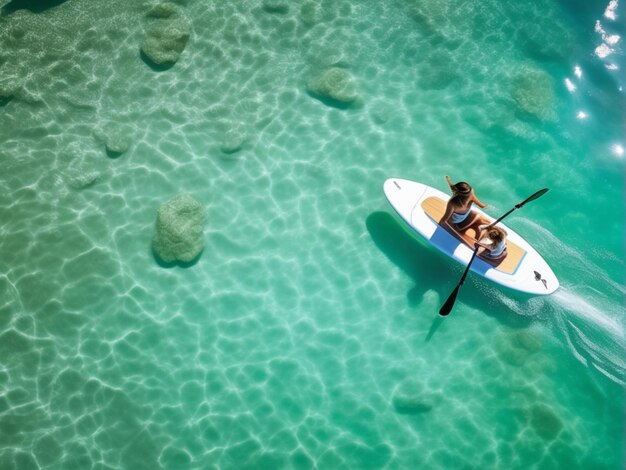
[441,176,487,234]
[476,224,507,259]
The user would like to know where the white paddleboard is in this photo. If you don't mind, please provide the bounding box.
[384,178,559,295]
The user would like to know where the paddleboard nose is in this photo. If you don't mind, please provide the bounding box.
[383,179,428,222]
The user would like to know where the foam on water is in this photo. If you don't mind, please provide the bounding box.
[554,288,624,338]
[491,217,625,387]
[553,289,626,384]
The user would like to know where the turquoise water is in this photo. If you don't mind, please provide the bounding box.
[0,0,624,468]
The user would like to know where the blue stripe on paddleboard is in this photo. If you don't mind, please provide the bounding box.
[421,211,527,277]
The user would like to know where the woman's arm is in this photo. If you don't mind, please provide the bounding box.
[440,201,455,226]
[475,227,494,249]
[475,238,495,257]
[475,239,493,249]
[478,223,507,236]
[472,192,487,208]
[476,246,488,257]
[445,175,455,192]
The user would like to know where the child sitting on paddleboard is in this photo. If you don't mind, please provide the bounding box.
[476,224,507,259]
[441,176,487,235]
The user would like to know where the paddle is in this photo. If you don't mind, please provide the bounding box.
[438,188,549,316]
[489,188,549,227]
[439,243,480,316]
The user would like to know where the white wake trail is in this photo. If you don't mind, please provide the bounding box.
[553,289,624,339]
[490,218,626,385]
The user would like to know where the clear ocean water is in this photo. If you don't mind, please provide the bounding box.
[0,0,624,468]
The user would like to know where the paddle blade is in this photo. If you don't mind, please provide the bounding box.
[439,284,461,316]
[519,188,549,207]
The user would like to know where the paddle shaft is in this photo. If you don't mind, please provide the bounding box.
[457,243,480,288]
[490,188,549,226]
[438,187,549,316]
[439,243,480,316]
[490,207,516,226]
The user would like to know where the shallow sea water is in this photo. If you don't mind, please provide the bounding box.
[0,0,624,468]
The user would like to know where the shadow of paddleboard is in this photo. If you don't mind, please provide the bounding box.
[365,211,534,334]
